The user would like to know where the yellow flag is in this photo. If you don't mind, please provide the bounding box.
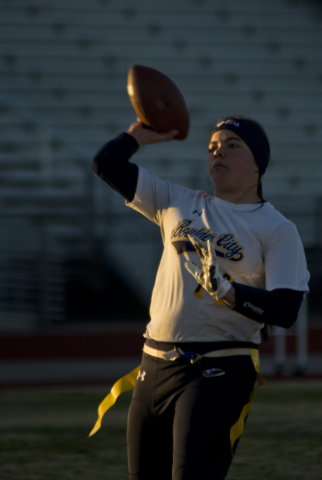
[88,365,140,437]
[230,349,266,451]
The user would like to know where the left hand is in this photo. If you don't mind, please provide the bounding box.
[185,235,232,301]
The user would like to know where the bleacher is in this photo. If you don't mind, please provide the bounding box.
[1,0,322,326]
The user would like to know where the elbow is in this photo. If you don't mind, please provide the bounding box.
[282,316,297,329]
[272,311,298,329]
[268,289,304,330]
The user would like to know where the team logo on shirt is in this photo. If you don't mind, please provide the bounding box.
[170,219,244,263]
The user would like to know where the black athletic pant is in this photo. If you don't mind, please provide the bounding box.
[127,348,257,480]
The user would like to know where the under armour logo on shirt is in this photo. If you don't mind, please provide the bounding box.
[193,210,203,216]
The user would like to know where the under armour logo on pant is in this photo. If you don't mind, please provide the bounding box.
[137,370,146,381]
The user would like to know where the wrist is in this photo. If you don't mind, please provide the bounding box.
[220,285,236,307]
[127,130,144,147]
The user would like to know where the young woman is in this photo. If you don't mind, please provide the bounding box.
[92,116,310,480]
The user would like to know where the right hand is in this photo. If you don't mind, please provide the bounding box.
[127,118,179,147]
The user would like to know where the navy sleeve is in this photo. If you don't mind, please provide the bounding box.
[92,132,139,202]
[231,283,304,328]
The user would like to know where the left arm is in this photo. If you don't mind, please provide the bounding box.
[223,284,304,329]
[185,235,305,329]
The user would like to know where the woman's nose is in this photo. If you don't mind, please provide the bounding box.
[214,146,225,157]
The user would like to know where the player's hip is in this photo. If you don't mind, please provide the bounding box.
[133,339,259,412]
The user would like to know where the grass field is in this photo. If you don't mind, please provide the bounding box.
[1,381,322,480]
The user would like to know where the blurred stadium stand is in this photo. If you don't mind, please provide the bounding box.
[0,0,322,333]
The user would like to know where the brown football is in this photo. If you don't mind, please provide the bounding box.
[127,64,190,140]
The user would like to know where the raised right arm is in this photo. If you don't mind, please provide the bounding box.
[92,119,179,202]
[92,132,139,202]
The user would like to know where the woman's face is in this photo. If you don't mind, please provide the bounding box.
[207,129,259,201]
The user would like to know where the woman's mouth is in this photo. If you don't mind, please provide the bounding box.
[213,163,227,170]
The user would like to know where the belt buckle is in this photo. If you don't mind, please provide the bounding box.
[176,348,202,365]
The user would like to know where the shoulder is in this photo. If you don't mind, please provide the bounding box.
[256,201,286,221]
[256,203,304,254]
[253,202,296,234]
[236,202,302,252]
[137,166,207,202]
[262,202,298,234]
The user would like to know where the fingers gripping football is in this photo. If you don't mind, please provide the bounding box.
[185,235,232,301]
